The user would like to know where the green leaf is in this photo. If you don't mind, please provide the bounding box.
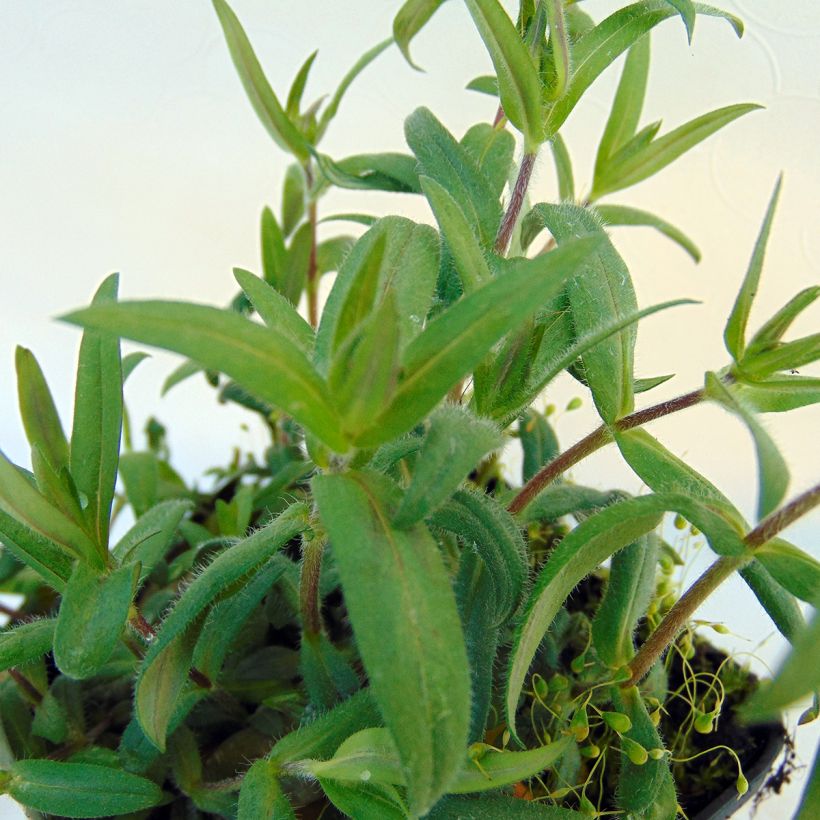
[281,164,305,237]
[704,371,788,518]
[429,795,585,818]
[543,1,744,139]
[394,405,500,528]
[70,273,123,550]
[521,484,616,524]
[734,375,820,413]
[0,618,55,673]
[300,631,360,710]
[525,204,638,423]
[594,35,651,179]
[746,286,820,358]
[460,123,516,198]
[112,499,193,581]
[506,495,664,735]
[520,410,559,483]
[795,742,820,820]
[755,539,820,604]
[543,1,570,101]
[465,74,498,96]
[118,452,158,517]
[61,301,348,452]
[592,534,659,667]
[465,0,544,149]
[393,0,447,69]
[634,373,675,393]
[161,359,204,396]
[301,727,405,784]
[212,0,310,161]
[549,134,575,202]
[260,206,287,287]
[724,177,782,361]
[319,212,378,227]
[54,562,137,679]
[317,38,393,138]
[739,560,805,643]
[122,351,150,381]
[315,151,422,194]
[6,759,164,818]
[356,235,602,445]
[741,332,820,379]
[313,471,470,816]
[665,0,697,42]
[285,50,317,117]
[234,268,314,354]
[317,235,355,274]
[420,176,492,293]
[593,102,760,198]
[238,760,295,820]
[405,107,502,248]
[596,203,701,262]
[322,779,409,819]
[0,508,73,589]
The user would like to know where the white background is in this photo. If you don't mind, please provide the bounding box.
[0,1,818,817]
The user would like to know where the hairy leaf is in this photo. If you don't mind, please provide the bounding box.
[596,203,701,262]
[393,0,447,68]
[0,618,55,673]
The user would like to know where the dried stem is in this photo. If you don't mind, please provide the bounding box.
[495,152,537,256]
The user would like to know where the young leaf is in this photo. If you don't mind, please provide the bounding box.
[665,0,697,43]
[393,405,501,528]
[755,539,820,604]
[285,50,317,118]
[739,560,805,643]
[356,235,602,445]
[313,471,470,816]
[238,760,296,820]
[704,370,788,518]
[54,562,137,680]
[549,134,575,202]
[595,203,701,262]
[393,0,447,69]
[61,301,348,452]
[460,123,516,198]
[118,452,159,518]
[795,744,820,820]
[260,206,287,287]
[300,632,360,710]
[520,410,559,483]
[281,164,306,237]
[0,508,73,589]
[317,235,355,274]
[70,273,122,550]
[543,1,570,101]
[506,496,663,735]
[465,0,544,149]
[724,177,782,361]
[5,760,164,817]
[314,151,422,193]
[734,375,820,414]
[746,285,820,358]
[212,0,310,161]
[741,332,820,379]
[321,778,408,820]
[300,726,405,784]
[0,618,55,673]
[521,484,616,524]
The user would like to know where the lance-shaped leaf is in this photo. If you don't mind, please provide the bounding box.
[543,1,570,101]
[300,727,405,784]
[742,332,820,380]
[593,102,760,198]
[317,37,393,137]
[0,618,55,673]
[665,0,697,41]
[319,212,377,227]
[740,560,805,643]
[520,410,559,483]
[725,177,782,361]
[300,631,360,710]
[394,405,501,527]
[356,235,602,445]
[54,562,138,680]
[4,760,164,818]
[465,0,544,149]
[0,509,72,589]
[238,760,296,820]
[321,779,408,819]
[754,539,820,604]
[70,273,122,550]
[281,164,305,237]
[420,176,492,293]
[746,285,820,359]
[460,123,515,198]
[61,301,348,452]
[526,204,638,423]
[313,471,470,816]
[234,268,314,354]
[318,235,355,274]
[705,371,788,518]
[543,1,743,138]
[405,107,502,247]
[796,748,820,820]
[506,495,663,735]
[314,151,422,193]
[393,0,447,69]
[285,50,317,118]
[549,134,575,202]
[429,795,587,817]
[521,484,616,523]
[734,375,820,414]
[594,34,651,180]
[596,203,700,262]
[212,0,309,161]
[260,206,287,287]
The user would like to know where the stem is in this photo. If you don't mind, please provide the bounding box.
[626,555,747,686]
[305,165,319,328]
[617,387,704,432]
[744,482,820,550]
[9,668,43,705]
[300,535,325,637]
[495,152,537,256]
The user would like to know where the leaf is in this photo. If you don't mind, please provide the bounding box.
[593,102,760,198]
[161,359,204,396]
[665,0,697,42]
[260,206,287,287]
[212,0,309,161]
[122,351,150,381]
[704,371,788,518]
[0,618,55,673]
[319,212,378,227]
[315,151,421,193]
[429,795,585,818]
[112,499,193,581]
[0,509,73,589]
[520,410,559,483]
[234,268,314,354]
[61,301,348,452]
[634,373,675,393]
[238,760,295,820]
[741,332,820,379]
[596,203,701,262]
[300,632,360,710]
[54,562,137,680]
[592,534,659,667]
[317,235,355,273]
[460,123,516,198]
[320,778,409,820]
[317,38,393,137]
[465,0,544,149]
[285,50,317,117]
[301,727,405,784]
[405,107,502,248]
[394,405,501,528]
[594,35,651,179]
[69,273,123,550]
[521,484,616,524]
[506,495,663,735]
[5,759,164,818]
[420,176,492,293]
[526,204,638,423]
[313,471,470,816]
[465,75,498,96]
[746,286,820,358]
[281,164,305,237]
[795,742,820,820]
[724,177,782,361]
[543,1,744,139]
[739,560,806,644]
[393,0,447,69]
[356,235,602,445]
[734,376,820,413]
[549,134,575,201]
[755,539,820,604]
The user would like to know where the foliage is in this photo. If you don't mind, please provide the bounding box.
[0,1,817,818]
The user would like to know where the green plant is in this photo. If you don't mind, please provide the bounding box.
[0,0,818,817]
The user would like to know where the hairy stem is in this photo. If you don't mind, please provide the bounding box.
[305,164,319,328]
[495,152,537,256]
[745,482,820,550]
[300,535,326,637]
[9,668,43,705]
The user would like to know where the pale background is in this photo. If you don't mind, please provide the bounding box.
[0,1,817,817]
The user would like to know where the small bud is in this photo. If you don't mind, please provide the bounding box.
[691,525,700,536]
[648,748,666,760]
[601,711,632,734]
[579,744,600,759]
[579,795,597,815]
[659,555,675,574]
[694,711,715,734]
[673,514,687,530]
[621,737,649,766]
[533,675,549,701]
[649,708,661,727]
[570,706,590,742]
[710,623,730,635]
[566,397,582,411]
[545,404,556,417]
[571,654,586,674]
[611,666,632,684]
[798,706,818,726]
[736,774,749,795]
[550,787,572,799]
[549,674,569,693]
